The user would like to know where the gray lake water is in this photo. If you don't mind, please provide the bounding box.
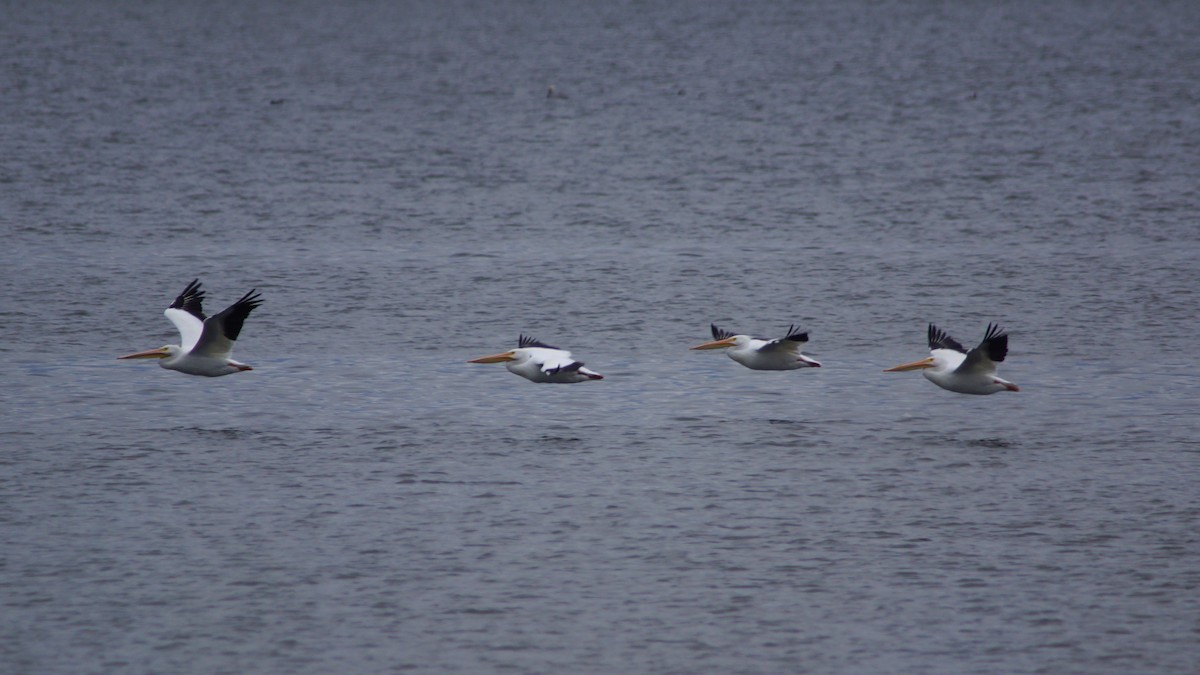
[3,1,1199,672]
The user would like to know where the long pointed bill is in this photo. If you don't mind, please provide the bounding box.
[118,347,169,360]
[468,352,517,364]
[883,357,936,372]
[690,337,737,351]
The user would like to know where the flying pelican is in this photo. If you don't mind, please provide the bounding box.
[468,335,603,383]
[119,279,263,377]
[690,323,822,370]
[884,323,1019,394]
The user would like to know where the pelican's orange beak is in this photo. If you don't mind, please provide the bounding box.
[689,337,737,351]
[883,357,936,372]
[118,347,169,360]
[468,351,517,364]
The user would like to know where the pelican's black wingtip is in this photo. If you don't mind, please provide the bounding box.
[170,279,207,319]
[518,334,558,350]
[783,324,809,342]
[927,323,967,353]
[710,323,735,340]
[214,288,263,342]
[235,288,264,311]
[980,323,1009,362]
[982,322,1008,341]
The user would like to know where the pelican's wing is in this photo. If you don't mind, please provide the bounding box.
[546,360,588,376]
[191,289,263,357]
[956,323,1008,375]
[526,347,582,375]
[164,279,207,351]
[927,324,967,354]
[758,324,809,354]
[710,323,737,341]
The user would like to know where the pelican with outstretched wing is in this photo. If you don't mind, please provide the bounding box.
[119,279,263,377]
[884,323,1019,394]
[690,323,821,370]
[469,335,604,383]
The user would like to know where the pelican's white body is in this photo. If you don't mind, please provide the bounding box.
[922,348,1017,395]
[151,308,248,376]
[505,347,603,383]
[721,335,821,370]
[154,344,252,377]
[469,336,604,384]
[691,325,821,371]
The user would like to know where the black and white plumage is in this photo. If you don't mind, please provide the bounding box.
[119,279,263,377]
[468,335,604,383]
[884,323,1019,394]
[690,323,821,370]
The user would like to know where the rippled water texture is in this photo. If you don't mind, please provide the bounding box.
[3,1,1199,672]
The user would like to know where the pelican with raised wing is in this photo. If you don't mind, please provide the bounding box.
[468,335,604,383]
[690,323,821,370]
[884,323,1019,394]
[119,279,263,377]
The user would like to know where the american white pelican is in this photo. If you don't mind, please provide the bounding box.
[468,335,603,383]
[119,279,263,377]
[884,323,1019,394]
[690,323,821,370]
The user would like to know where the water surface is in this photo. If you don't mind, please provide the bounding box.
[3,1,1198,672]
